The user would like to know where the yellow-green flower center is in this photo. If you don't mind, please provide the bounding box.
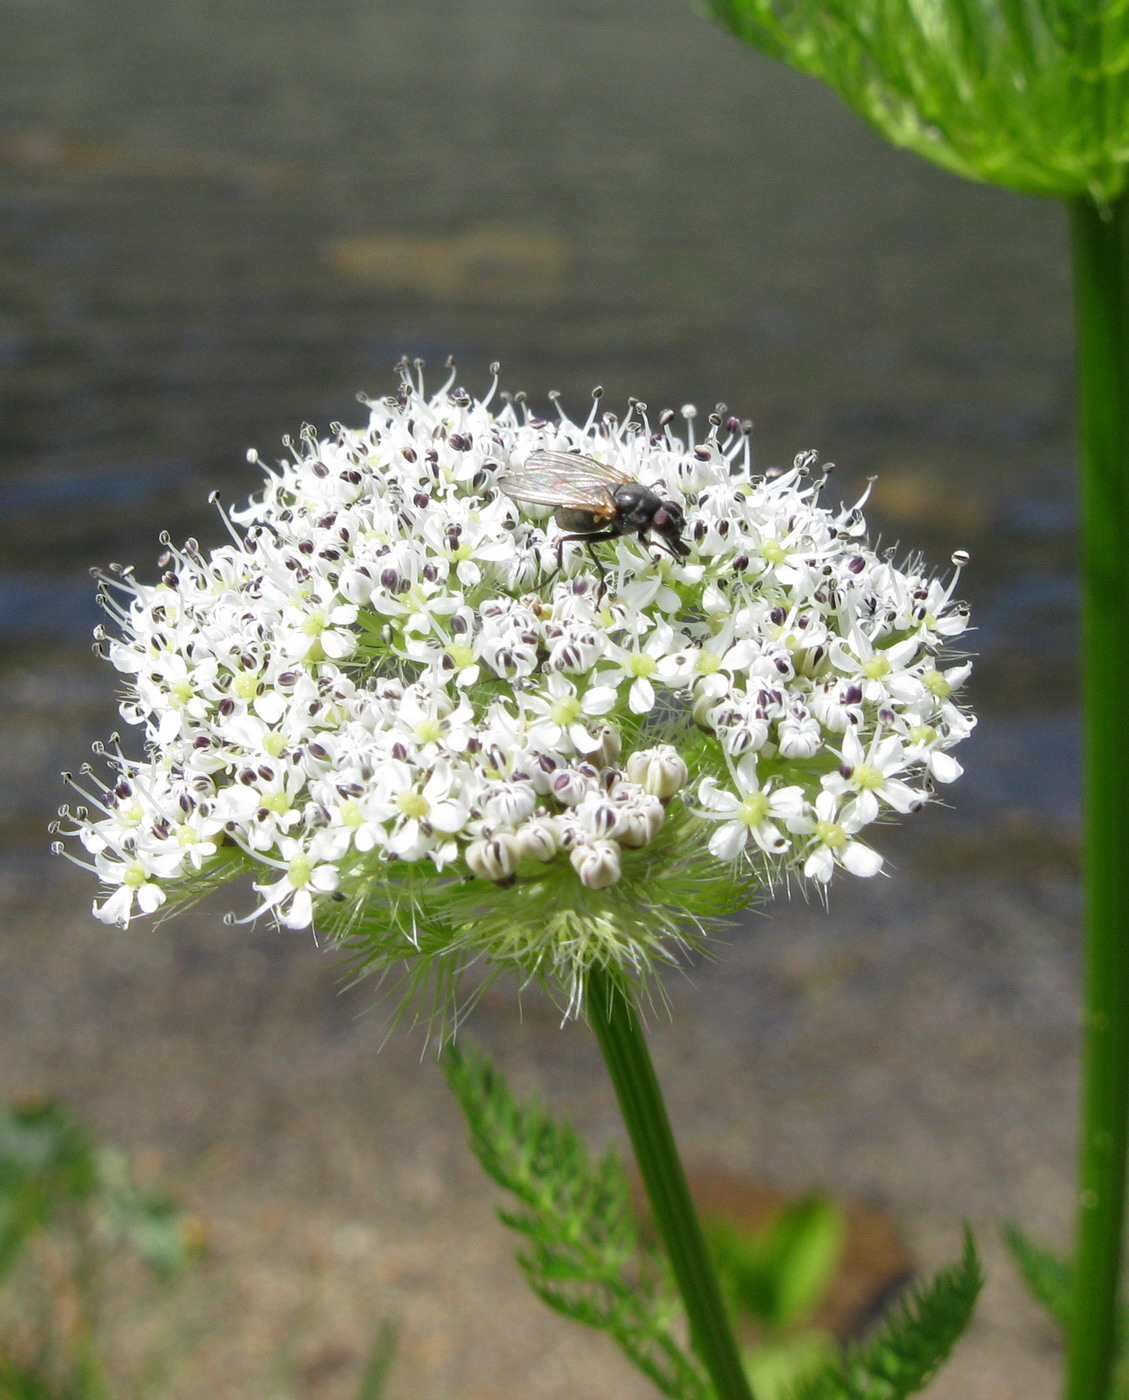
[550,696,582,726]
[759,539,787,565]
[263,731,287,758]
[924,668,951,698]
[414,718,443,745]
[739,792,770,826]
[697,649,722,676]
[909,724,937,745]
[628,652,656,679]
[852,762,885,791]
[814,820,847,849]
[288,854,312,887]
[397,791,430,820]
[448,642,475,670]
[233,672,259,701]
[339,799,363,828]
[302,610,327,638]
[862,655,890,680]
[123,861,147,889]
[261,791,292,815]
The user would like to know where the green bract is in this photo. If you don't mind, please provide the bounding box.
[706,0,1129,200]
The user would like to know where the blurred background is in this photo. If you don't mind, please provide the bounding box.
[0,0,1079,1397]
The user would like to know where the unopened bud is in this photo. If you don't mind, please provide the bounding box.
[483,782,537,827]
[514,817,559,862]
[616,797,664,848]
[465,833,521,882]
[625,745,688,800]
[570,839,622,889]
[590,724,622,766]
[552,768,592,807]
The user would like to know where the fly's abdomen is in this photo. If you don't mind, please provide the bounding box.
[554,506,606,533]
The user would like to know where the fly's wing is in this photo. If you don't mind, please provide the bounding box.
[497,450,627,520]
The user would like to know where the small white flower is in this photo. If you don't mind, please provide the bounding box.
[698,757,806,862]
[787,791,884,882]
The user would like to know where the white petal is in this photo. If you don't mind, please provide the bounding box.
[136,882,167,914]
[628,677,655,714]
[803,847,835,882]
[929,751,963,784]
[842,841,883,877]
[582,685,618,716]
[708,821,748,861]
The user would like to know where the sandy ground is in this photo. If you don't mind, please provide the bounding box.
[0,823,1077,1400]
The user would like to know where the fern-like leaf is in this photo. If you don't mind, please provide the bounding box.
[442,1041,713,1400]
[781,1228,982,1400]
[1001,1223,1129,1359]
[1000,1224,1073,1336]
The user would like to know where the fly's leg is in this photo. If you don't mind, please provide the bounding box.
[556,528,620,591]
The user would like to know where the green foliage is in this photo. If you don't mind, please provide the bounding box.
[744,1332,838,1400]
[0,1103,98,1282]
[705,0,1129,201]
[0,1099,202,1400]
[1001,1222,1077,1337]
[442,1041,714,1400]
[1001,1222,1129,1394]
[354,1319,399,1400]
[0,1359,83,1400]
[94,1149,198,1281]
[707,1195,845,1332]
[779,1228,981,1400]
[705,1198,843,1399]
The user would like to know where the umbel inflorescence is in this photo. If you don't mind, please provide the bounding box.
[54,362,974,1012]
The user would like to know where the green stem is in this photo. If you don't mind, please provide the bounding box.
[1064,191,1129,1400]
[586,964,755,1400]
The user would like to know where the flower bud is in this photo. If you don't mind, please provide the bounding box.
[465,833,521,882]
[616,797,663,848]
[777,709,822,759]
[625,745,688,800]
[589,724,622,767]
[575,795,622,840]
[514,817,559,862]
[552,768,592,807]
[570,839,622,889]
[483,781,537,827]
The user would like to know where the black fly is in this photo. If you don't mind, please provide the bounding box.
[498,451,690,573]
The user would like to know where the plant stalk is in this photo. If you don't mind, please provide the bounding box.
[1064,190,1129,1400]
[586,964,755,1400]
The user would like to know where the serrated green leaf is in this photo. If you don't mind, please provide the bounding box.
[780,1228,982,1400]
[1000,1223,1074,1336]
[1001,1223,1129,1359]
[442,1040,714,1400]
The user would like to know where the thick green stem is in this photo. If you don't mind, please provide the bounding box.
[1064,191,1129,1400]
[586,964,755,1400]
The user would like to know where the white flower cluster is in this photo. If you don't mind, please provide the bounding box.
[54,362,973,1003]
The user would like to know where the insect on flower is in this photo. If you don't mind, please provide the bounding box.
[498,450,690,568]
